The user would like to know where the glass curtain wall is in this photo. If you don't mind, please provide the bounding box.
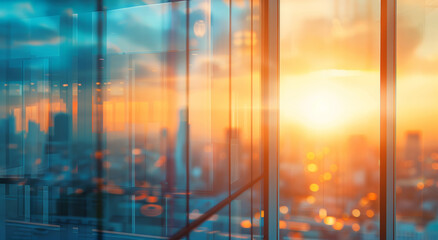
[11,0,438,239]
[0,0,263,239]
[396,0,438,238]
[279,0,381,239]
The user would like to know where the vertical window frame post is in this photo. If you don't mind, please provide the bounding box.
[261,0,279,239]
[380,0,396,239]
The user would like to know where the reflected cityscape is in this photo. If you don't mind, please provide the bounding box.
[0,0,262,239]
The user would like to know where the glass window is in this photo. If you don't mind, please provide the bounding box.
[396,0,438,238]
[280,0,381,239]
[0,0,263,239]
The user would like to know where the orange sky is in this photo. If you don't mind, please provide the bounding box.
[280,0,438,148]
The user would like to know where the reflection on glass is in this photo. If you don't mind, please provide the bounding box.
[396,0,438,238]
[280,0,380,239]
[0,0,262,239]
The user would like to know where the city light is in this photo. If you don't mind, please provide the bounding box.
[323,217,336,226]
[323,172,332,181]
[279,220,287,229]
[307,163,318,172]
[306,196,316,204]
[140,204,163,217]
[319,208,327,219]
[309,184,319,192]
[352,209,361,218]
[368,192,377,201]
[280,206,289,214]
[332,220,344,230]
[352,223,361,232]
[240,220,251,229]
[366,210,375,218]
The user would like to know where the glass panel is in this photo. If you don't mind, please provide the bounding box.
[0,0,263,239]
[396,0,438,238]
[279,0,380,239]
[189,206,230,239]
[230,0,252,193]
[231,189,252,239]
[187,0,231,233]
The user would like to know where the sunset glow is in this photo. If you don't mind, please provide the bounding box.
[1,0,438,239]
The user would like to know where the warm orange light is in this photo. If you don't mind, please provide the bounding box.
[368,192,377,200]
[432,163,438,170]
[309,184,319,192]
[307,163,318,172]
[306,196,316,204]
[154,156,166,168]
[306,152,315,160]
[314,216,322,223]
[324,216,336,226]
[280,206,289,214]
[330,164,338,172]
[333,220,344,230]
[289,232,303,239]
[147,196,159,203]
[132,148,142,155]
[282,87,345,129]
[352,223,361,232]
[140,204,162,217]
[359,198,369,207]
[279,220,287,229]
[240,220,251,229]
[323,172,332,181]
[106,187,124,195]
[366,210,375,218]
[352,209,361,217]
[261,210,264,218]
[319,208,327,219]
[94,151,103,160]
[417,182,425,190]
[134,190,148,201]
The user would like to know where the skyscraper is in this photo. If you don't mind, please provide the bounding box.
[405,131,422,177]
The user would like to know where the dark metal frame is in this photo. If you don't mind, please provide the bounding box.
[380,0,396,239]
[261,0,279,239]
[169,176,263,239]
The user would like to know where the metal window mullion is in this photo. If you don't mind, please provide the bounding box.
[261,0,279,239]
[380,0,396,239]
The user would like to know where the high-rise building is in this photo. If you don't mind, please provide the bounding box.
[404,131,422,177]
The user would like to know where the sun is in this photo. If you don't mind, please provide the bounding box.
[280,78,347,131]
[298,90,343,128]
[280,70,380,134]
